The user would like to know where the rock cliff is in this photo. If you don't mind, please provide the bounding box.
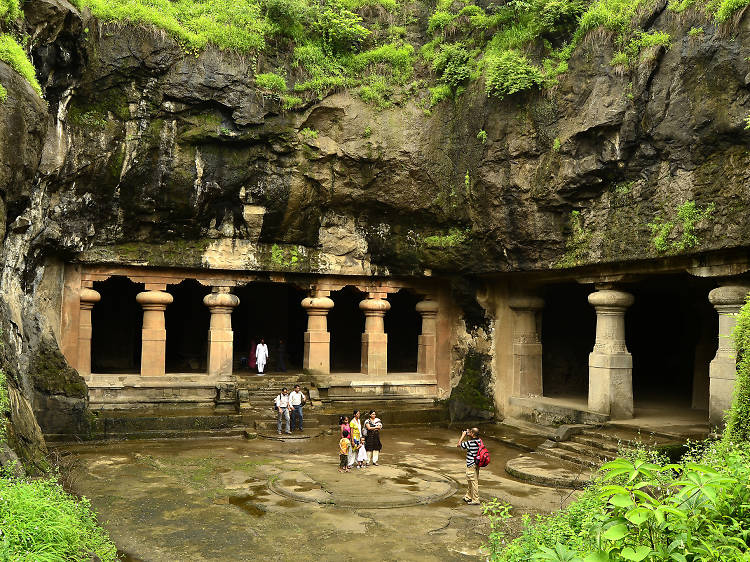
[0,0,749,461]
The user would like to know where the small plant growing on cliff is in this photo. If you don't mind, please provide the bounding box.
[556,210,592,268]
[0,34,43,97]
[300,127,318,139]
[649,200,715,253]
[485,50,545,99]
[477,129,487,144]
[363,125,372,138]
[464,171,471,196]
[688,26,704,37]
[552,137,561,152]
[745,113,750,130]
[423,227,469,248]
[0,83,6,104]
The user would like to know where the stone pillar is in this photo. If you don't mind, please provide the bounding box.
[509,296,544,397]
[360,296,390,375]
[136,288,173,376]
[204,287,240,378]
[416,299,439,375]
[77,287,101,375]
[301,292,334,374]
[708,284,750,425]
[588,288,634,419]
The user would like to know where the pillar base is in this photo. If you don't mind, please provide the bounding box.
[588,352,633,419]
[361,332,388,376]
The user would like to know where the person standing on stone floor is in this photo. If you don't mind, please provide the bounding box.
[349,410,362,468]
[457,427,482,505]
[277,339,287,372]
[364,410,383,466]
[256,338,269,374]
[289,384,306,432]
[275,387,292,435]
[339,429,351,473]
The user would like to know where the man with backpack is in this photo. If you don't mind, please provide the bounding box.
[457,427,487,505]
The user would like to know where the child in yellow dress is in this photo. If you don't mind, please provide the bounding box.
[339,430,351,473]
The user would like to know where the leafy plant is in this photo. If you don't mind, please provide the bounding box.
[0,83,7,104]
[723,298,750,443]
[485,50,545,99]
[0,34,42,97]
[552,137,561,152]
[255,71,287,92]
[688,26,704,37]
[300,127,318,139]
[649,200,715,253]
[477,129,488,144]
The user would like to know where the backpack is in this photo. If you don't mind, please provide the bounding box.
[475,439,490,468]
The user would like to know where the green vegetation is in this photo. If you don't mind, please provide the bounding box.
[688,25,704,36]
[362,125,372,138]
[255,71,287,92]
[300,127,318,139]
[557,210,592,268]
[552,137,561,151]
[451,351,495,412]
[0,0,21,21]
[423,227,469,248]
[0,477,118,560]
[0,34,42,97]
[649,200,715,253]
[477,129,488,144]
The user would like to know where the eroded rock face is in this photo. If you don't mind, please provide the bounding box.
[1,0,750,459]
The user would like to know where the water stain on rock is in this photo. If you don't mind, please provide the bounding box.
[228,495,267,517]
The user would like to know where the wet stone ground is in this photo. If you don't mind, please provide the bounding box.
[57,427,569,561]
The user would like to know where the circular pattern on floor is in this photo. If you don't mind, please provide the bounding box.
[269,464,458,508]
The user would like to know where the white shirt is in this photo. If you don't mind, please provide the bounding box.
[256,343,269,361]
[274,393,290,408]
[289,390,305,406]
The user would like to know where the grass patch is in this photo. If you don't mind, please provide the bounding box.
[0,476,118,560]
[255,71,287,92]
[0,0,21,22]
[0,34,42,97]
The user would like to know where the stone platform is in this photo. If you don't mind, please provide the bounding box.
[270,464,458,508]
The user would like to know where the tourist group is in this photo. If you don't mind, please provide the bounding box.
[338,410,383,472]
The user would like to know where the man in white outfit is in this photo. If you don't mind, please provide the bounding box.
[255,338,269,374]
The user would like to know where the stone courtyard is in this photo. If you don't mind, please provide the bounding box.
[57,427,571,561]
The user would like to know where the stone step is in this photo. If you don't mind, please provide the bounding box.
[505,453,593,489]
[91,413,253,435]
[571,434,622,453]
[539,446,602,469]
[254,418,321,430]
[556,441,616,462]
[580,428,672,448]
[48,427,251,443]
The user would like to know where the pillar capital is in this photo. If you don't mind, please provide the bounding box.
[301,296,334,315]
[79,288,101,309]
[508,295,544,311]
[709,284,750,311]
[415,298,439,316]
[359,297,391,317]
[588,289,634,310]
[136,290,173,309]
[203,290,240,312]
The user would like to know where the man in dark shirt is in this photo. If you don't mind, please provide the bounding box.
[457,427,481,505]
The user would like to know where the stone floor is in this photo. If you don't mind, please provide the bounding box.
[56,426,572,561]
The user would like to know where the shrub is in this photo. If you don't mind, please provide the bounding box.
[255,71,287,92]
[312,0,370,54]
[428,83,452,106]
[350,43,415,81]
[0,477,118,560]
[358,74,392,108]
[0,0,21,21]
[714,0,750,21]
[0,83,6,103]
[0,34,42,97]
[262,0,309,38]
[485,49,545,99]
[432,42,472,90]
